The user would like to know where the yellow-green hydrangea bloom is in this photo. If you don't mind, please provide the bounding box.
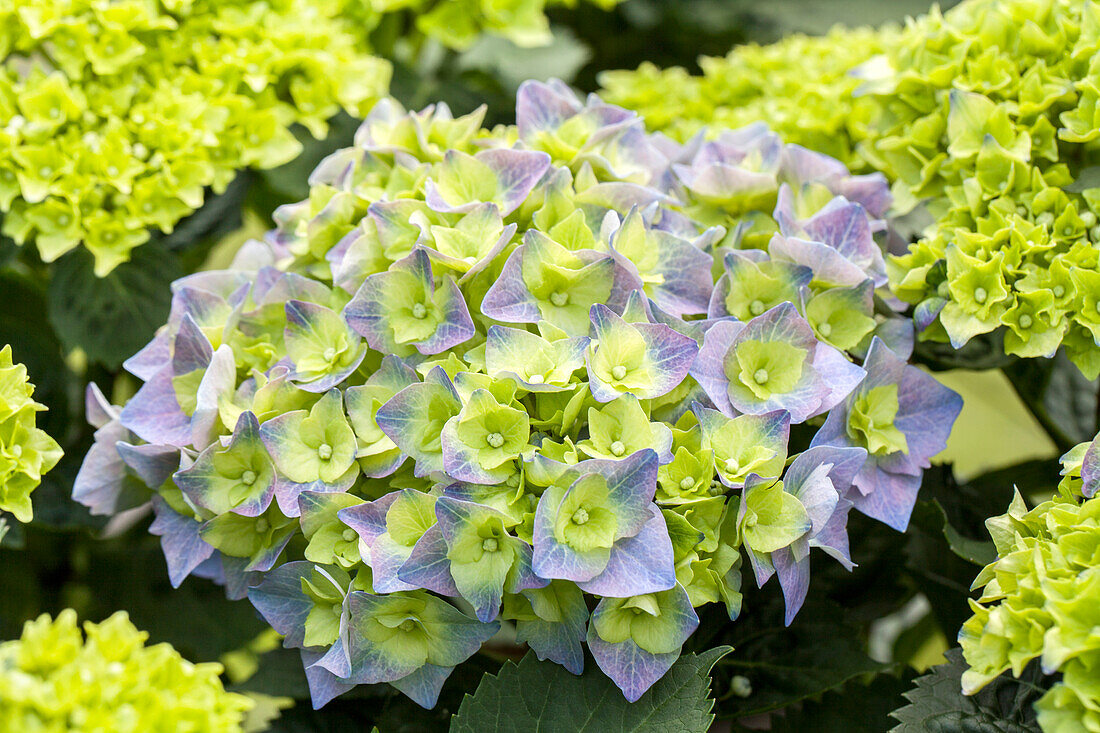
[0,344,61,523]
[0,0,392,276]
[356,0,623,51]
[0,610,253,732]
[598,25,893,170]
[960,432,1100,732]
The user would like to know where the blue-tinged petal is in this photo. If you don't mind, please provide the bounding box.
[338,492,399,558]
[344,249,475,357]
[119,366,193,447]
[586,304,699,403]
[72,427,141,516]
[771,548,810,626]
[516,78,584,139]
[116,442,179,489]
[272,469,357,519]
[124,329,172,381]
[1084,436,1099,498]
[587,634,680,703]
[478,244,542,324]
[578,505,676,597]
[424,149,551,216]
[689,320,745,417]
[375,367,462,477]
[485,325,589,392]
[397,524,460,596]
[172,313,214,376]
[247,561,316,649]
[390,664,453,709]
[514,582,588,674]
[768,235,869,288]
[301,648,354,710]
[149,496,215,588]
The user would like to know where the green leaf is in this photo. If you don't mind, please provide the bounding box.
[711,598,884,717]
[0,269,72,439]
[458,28,592,92]
[889,648,1042,732]
[768,674,914,733]
[47,240,181,369]
[450,647,731,733]
[1062,165,1100,193]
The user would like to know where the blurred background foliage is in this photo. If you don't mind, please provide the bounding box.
[1,1,1084,731]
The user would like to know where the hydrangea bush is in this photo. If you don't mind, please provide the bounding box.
[0,0,392,276]
[601,0,1100,378]
[959,430,1100,733]
[0,609,252,731]
[0,344,62,524]
[74,80,963,706]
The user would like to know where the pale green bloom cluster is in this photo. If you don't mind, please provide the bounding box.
[0,610,253,732]
[348,0,622,51]
[0,0,391,276]
[960,435,1100,733]
[598,25,892,170]
[0,344,61,524]
[867,0,1100,377]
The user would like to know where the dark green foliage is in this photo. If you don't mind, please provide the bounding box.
[451,648,730,733]
[890,649,1042,733]
[48,242,181,370]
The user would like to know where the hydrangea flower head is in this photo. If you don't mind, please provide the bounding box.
[0,610,252,731]
[75,81,961,705]
[0,0,391,275]
[960,432,1100,732]
[0,345,62,523]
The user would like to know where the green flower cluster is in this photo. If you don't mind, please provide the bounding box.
[0,344,61,524]
[598,25,892,170]
[0,610,253,732]
[960,432,1100,733]
[352,0,622,51]
[0,0,391,276]
[864,0,1100,377]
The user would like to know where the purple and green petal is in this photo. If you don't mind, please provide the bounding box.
[587,304,699,403]
[246,560,316,648]
[375,367,462,477]
[149,496,216,588]
[284,300,367,392]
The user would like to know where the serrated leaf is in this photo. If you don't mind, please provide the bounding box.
[889,649,1041,733]
[451,647,730,733]
[47,241,181,369]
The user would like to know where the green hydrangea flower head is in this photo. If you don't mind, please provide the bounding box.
[0,0,392,275]
[0,610,253,731]
[0,344,62,523]
[960,430,1100,732]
